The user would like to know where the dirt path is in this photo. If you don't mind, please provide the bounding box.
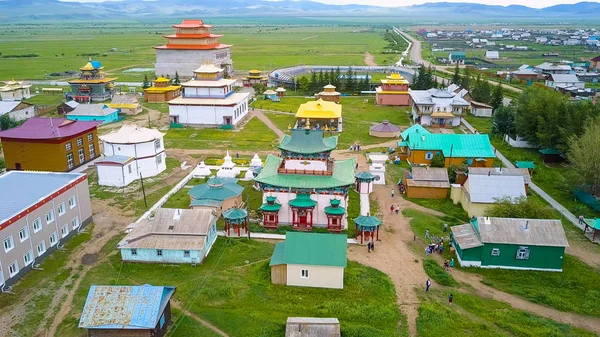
[364,52,377,66]
[300,35,319,41]
[565,245,600,268]
[170,301,230,337]
[251,110,285,138]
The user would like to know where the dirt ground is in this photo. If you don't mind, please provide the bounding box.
[364,52,377,66]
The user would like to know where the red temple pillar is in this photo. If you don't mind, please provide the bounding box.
[355,226,359,240]
[360,230,364,244]
[376,227,379,241]
[226,223,230,236]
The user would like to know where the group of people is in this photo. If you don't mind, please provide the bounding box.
[389,204,401,214]
[443,259,454,270]
[425,229,445,255]
[348,143,362,151]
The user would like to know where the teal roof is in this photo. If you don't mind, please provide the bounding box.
[515,161,536,169]
[222,208,248,220]
[269,242,285,266]
[354,215,382,228]
[539,148,561,155]
[188,177,243,201]
[325,205,346,215]
[254,155,356,189]
[355,171,376,181]
[190,199,222,207]
[260,197,282,212]
[401,124,430,141]
[397,141,408,147]
[450,51,466,58]
[276,232,347,267]
[278,129,338,154]
[407,134,495,158]
[585,218,600,230]
[289,194,318,208]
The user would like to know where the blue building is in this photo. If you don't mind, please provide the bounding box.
[79,284,175,337]
[66,103,119,124]
[118,208,218,264]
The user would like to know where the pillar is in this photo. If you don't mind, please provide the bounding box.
[376,226,379,241]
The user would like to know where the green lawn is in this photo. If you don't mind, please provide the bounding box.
[423,259,458,287]
[25,93,66,107]
[263,112,297,133]
[56,238,405,337]
[403,198,470,223]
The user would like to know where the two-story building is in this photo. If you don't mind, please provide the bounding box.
[408,88,469,127]
[0,118,101,172]
[0,171,93,287]
[375,73,410,106]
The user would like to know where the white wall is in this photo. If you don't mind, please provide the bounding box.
[184,86,229,98]
[97,163,138,187]
[471,107,493,117]
[155,48,233,77]
[284,159,327,171]
[8,106,35,122]
[287,264,344,289]
[169,99,248,126]
[504,135,536,149]
[102,139,166,178]
[0,88,31,101]
[263,192,349,229]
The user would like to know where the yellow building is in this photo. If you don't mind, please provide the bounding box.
[242,69,267,87]
[295,99,343,131]
[108,93,142,115]
[143,77,182,103]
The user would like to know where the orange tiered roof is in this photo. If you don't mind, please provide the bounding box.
[172,20,213,29]
[163,33,224,39]
[154,44,231,50]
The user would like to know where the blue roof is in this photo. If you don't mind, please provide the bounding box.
[97,155,134,165]
[188,177,243,201]
[91,61,102,69]
[190,199,223,207]
[0,171,84,224]
[79,284,176,329]
[400,124,430,141]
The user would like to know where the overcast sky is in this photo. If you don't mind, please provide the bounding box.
[63,0,597,8]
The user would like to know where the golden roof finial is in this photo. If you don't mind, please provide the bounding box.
[305,118,311,130]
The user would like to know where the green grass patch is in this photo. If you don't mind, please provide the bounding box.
[404,197,469,223]
[263,111,296,133]
[25,93,65,107]
[168,309,224,337]
[423,259,458,287]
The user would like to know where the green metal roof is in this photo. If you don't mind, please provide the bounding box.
[279,232,347,267]
[355,171,376,181]
[407,134,495,158]
[450,51,466,58]
[400,124,430,141]
[222,208,248,220]
[190,199,222,207]
[585,218,600,230]
[354,215,382,229]
[260,200,282,212]
[289,194,317,208]
[278,129,338,154]
[188,177,243,201]
[269,242,285,266]
[515,161,536,169]
[325,206,346,215]
[539,148,561,155]
[397,141,408,147]
[254,155,356,189]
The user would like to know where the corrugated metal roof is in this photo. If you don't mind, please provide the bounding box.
[407,167,450,188]
[400,124,430,141]
[0,118,100,140]
[475,217,568,247]
[549,74,581,83]
[269,242,285,266]
[100,124,164,144]
[468,167,531,184]
[0,171,84,224]
[96,155,134,166]
[407,134,496,159]
[79,284,176,329]
[67,104,118,117]
[278,129,338,154]
[188,177,243,201]
[280,232,347,267]
[0,101,21,115]
[451,224,483,249]
[111,94,139,105]
[190,199,222,207]
[465,175,526,203]
[370,120,400,133]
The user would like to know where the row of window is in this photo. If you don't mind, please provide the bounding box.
[6,231,63,278]
[65,133,94,151]
[67,144,95,169]
[490,247,530,260]
[215,52,228,60]
[130,249,192,257]
[234,102,247,119]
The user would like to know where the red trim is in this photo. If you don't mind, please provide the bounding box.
[0,174,88,230]
[154,44,231,50]
[136,151,165,160]
[164,34,223,39]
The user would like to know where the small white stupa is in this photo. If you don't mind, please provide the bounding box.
[249,153,263,169]
[217,151,241,178]
[193,161,212,178]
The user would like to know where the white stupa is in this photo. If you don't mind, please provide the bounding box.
[217,150,241,178]
[192,161,212,178]
[249,153,263,169]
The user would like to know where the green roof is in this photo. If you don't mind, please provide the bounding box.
[354,215,382,229]
[325,199,346,215]
[269,242,285,266]
[515,161,536,169]
[222,208,248,220]
[585,218,600,230]
[254,155,356,189]
[277,232,347,267]
[355,171,376,181]
[260,198,282,212]
[189,177,243,201]
[278,129,338,154]
[400,124,430,141]
[450,51,466,58]
[539,148,561,155]
[397,141,408,147]
[190,199,222,207]
[407,134,495,158]
[289,194,318,208]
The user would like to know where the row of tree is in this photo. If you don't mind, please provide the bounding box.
[451,64,503,111]
[294,67,371,94]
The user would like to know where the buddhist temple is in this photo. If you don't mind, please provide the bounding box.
[242,69,267,87]
[315,84,341,103]
[68,58,117,102]
[0,80,32,101]
[254,128,356,232]
[154,19,233,77]
[143,77,182,103]
[168,62,250,127]
[375,73,410,106]
[295,99,343,132]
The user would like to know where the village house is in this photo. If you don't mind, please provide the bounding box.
[0,171,92,287]
[143,77,182,103]
[285,318,341,337]
[188,177,243,216]
[66,104,119,124]
[0,80,31,101]
[295,99,343,131]
[534,62,572,75]
[0,118,101,172]
[79,284,176,337]
[254,129,355,231]
[68,58,117,102]
[408,88,469,127]
[591,56,600,71]
[451,217,568,271]
[108,93,142,115]
[468,167,532,193]
[0,101,35,122]
[97,125,166,187]
[57,100,79,115]
[451,174,526,217]
[512,66,539,81]
[469,101,493,117]
[270,232,347,289]
[448,51,466,64]
[403,167,450,199]
[545,74,584,89]
[315,84,341,103]
[118,208,217,264]
[485,50,500,60]
[375,73,411,106]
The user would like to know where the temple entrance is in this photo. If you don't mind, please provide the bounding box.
[223,116,232,125]
[292,208,313,231]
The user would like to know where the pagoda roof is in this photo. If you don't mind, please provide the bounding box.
[172,20,213,28]
[193,63,224,74]
[254,155,355,189]
[289,194,317,208]
[188,177,243,201]
[278,129,338,154]
[154,77,171,83]
[144,85,181,94]
[249,69,262,74]
[153,44,231,51]
[79,59,103,71]
[222,208,248,221]
[69,78,117,84]
[354,215,382,228]
[324,199,346,215]
[296,99,342,119]
[381,73,409,84]
[163,33,223,39]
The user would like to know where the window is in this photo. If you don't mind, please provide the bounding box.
[32,217,42,233]
[89,144,95,158]
[154,139,161,150]
[49,232,58,246]
[57,202,66,216]
[156,154,163,165]
[76,137,83,147]
[301,269,309,278]
[23,250,33,266]
[87,133,93,142]
[67,153,74,169]
[65,142,72,151]
[157,249,163,256]
[516,247,530,260]
[4,236,14,252]
[131,248,137,255]
[8,261,19,277]
[19,227,29,242]
[46,210,55,224]
[71,216,80,230]
[37,241,46,256]
[128,164,132,174]
[184,250,190,257]
[78,148,85,163]
[425,152,434,160]
[61,224,69,238]
[68,195,77,209]
[491,248,500,256]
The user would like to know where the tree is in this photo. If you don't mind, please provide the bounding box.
[490,82,504,111]
[471,73,491,103]
[334,67,342,89]
[451,62,461,85]
[431,153,445,167]
[298,76,310,93]
[515,88,566,149]
[309,71,318,93]
[142,74,151,89]
[567,118,600,194]
[318,70,325,89]
[460,66,471,90]
[252,83,267,95]
[485,196,556,219]
[294,77,301,92]
[173,71,181,85]
[0,114,20,131]
[222,67,229,79]
[344,67,355,92]
[492,105,516,136]
[0,157,5,171]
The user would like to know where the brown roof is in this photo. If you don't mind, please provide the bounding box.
[406,167,450,188]
[470,101,493,109]
[476,217,569,247]
[468,167,531,184]
[111,94,140,105]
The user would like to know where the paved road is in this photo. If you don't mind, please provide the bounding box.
[462,118,582,230]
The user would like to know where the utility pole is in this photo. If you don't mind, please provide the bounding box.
[140,173,148,208]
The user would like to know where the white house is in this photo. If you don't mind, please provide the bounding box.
[545,74,585,89]
[97,124,166,187]
[0,101,35,122]
[451,174,526,217]
[485,51,500,60]
[470,101,494,117]
[168,62,249,127]
[408,88,469,127]
[0,80,31,101]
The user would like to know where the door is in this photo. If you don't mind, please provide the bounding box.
[15,163,22,170]
[439,118,444,125]
[224,117,232,125]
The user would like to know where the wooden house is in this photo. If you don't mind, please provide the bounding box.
[469,101,493,117]
[0,101,35,122]
[451,217,568,271]
[403,167,450,199]
[57,100,80,115]
[79,284,176,337]
[285,317,341,337]
[539,148,564,163]
[270,232,347,289]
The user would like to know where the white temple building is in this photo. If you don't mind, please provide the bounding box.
[0,80,32,101]
[217,151,241,178]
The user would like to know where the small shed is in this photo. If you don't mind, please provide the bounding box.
[369,120,401,138]
[515,161,535,173]
[583,218,600,242]
[264,89,278,101]
[539,148,564,163]
[276,87,287,97]
[451,217,568,271]
[57,100,79,115]
[285,317,341,337]
[469,101,493,117]
[66,104,119,124]
[403,167,450,199]
[79,284,176,337]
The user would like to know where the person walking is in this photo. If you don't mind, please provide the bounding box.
[443,223,448,233]
[367,241,372,252]
[390,205,395,214]
[579,215,584,225]
[395,205,400,215]
[425,229,430,239]
[391,189,395,198]
[448,293,453,305]
[449,258,454,268]
[371,241,375,251]
[426,278,432,292]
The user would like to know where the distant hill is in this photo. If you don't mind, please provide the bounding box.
[1,0,600,22]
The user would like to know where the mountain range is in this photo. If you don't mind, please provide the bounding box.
[1,0,600,22]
